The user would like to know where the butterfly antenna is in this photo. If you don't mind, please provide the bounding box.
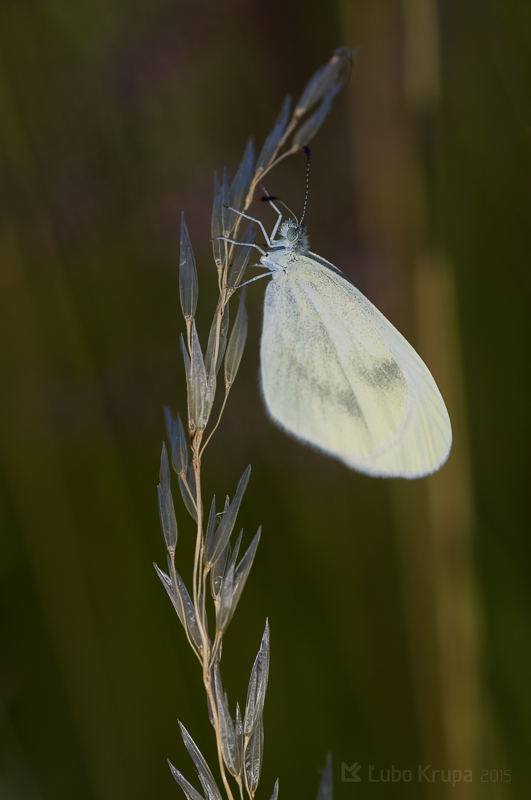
[260,193,298,221]
[299,146,311,224]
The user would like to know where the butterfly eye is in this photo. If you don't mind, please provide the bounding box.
[287,227,298,242]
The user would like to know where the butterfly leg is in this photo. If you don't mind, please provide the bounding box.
[222,205,271,246]
[232,270,273,289]
[265,200,284,240]
[213,236,267,256]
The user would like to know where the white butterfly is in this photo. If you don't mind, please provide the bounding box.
[235,207,452,478]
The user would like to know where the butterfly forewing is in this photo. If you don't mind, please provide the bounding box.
[260,255,452,478]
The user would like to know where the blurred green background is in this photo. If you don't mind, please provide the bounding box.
[1,1,530,798]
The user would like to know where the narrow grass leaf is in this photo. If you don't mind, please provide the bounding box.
[209,504,232,602]
[235,703,243,775]
[216,559,235,634]
[211,172,225,270]
[158,443,178,552]
[179,334,194,432]
[244,715,263,798]
[294,48,352,116]
[180,333,191,374]
[198,588,209,640]
[154,562,182,620]
[158,483,177,554]
[179,722,223,800]
[172,412,189,476]
[164,405,177,448]
[164,406,188,483]
[207,497,228,599]
[205,466,251,567]
[178,473,198,521]
[189,321,208,430]
[215,528,244,632]
[228,226,256,289]
[205,494,218,539]
[205,495,217,576]
[244,620,270,736]
[213,668,240,777]
[224,289,248,390]
[155,557,201,655]
[186,465,197,509]
[205,300,229,378]
[292,84,340,149]
[172,566,203,653]
[227,529,243,574]
[221,169,232,237]
[316,754,333,800]
[294,63,328,116]
[179,213,198,322]
[256,95,291,173]
[230,528,261,616]
[229,138,255,214]
[203,373,216,430]
[159,438,171,489]
[168,761,206,800]
[206,692,215,727]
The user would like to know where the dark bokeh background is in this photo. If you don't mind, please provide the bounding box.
[1,1,530,799]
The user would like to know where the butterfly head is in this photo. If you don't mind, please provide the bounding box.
[279,219,309,252]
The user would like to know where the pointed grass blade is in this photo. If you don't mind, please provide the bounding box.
[178,722,223,800]
[230,138,255,214]
[292,82,341,149]
[205,300,230,379]
[171,412,189,477]
[213,668,241,777]
[229,528,261,619]
[168,761,206,800]
[244,620,270,737]
[221,169,233,237]
[256,95,291,173]
[204,466,251,567]
[244,715,264,798]
[224,288,248,390]
[180,213,198,322]
[156,559,202,653]
[228,226,256,290]
[294,47,353,117]
[216,528,258,634]
[183,321,212,432]
[158,442,178,553]
[211,172,226,270]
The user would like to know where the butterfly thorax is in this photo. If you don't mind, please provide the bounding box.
[261,219,310,276]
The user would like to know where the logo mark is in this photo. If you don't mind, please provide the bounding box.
[342,762,362,782]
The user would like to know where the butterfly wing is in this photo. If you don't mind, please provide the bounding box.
[260,255,452,478]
